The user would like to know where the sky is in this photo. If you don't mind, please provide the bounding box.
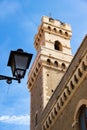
[0,0,87,130]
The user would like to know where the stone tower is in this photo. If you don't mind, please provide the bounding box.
[28,16,73,130]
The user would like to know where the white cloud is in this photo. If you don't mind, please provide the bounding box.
[0,115,30,125]
[0,1,20,18]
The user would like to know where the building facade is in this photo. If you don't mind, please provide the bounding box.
[28,16,87,130]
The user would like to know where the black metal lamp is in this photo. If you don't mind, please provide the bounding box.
[0,49,33,84]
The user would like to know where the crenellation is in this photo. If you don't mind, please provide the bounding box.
[42,16,71,31]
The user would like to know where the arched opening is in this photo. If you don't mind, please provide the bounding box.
[54,41,62,51]
[59,30,63,34]
[48,26,51,31]
[54,61,58,67]
[53,28,57,32]
[72,99,87,128]
[47,59,51,65]
[61,63,66,69]
[79,106,87,130]
[65,31,68,36]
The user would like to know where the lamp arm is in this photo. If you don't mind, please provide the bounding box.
[0,75,20,84]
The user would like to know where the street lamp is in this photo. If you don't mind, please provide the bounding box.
[0,49,33,84]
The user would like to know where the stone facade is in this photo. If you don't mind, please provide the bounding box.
[41,36,87,130]
[28,16,87,130]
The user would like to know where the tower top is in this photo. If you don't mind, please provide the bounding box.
[41,16,71,30]
[28,16,73,92]
[34,16,72,51]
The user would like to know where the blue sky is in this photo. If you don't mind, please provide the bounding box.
[0,0,87,130]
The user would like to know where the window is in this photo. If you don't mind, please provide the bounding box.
[65,32,68,36]
[48,26,51,31]
[59,30,63,34]
[54,41,62,51]
[61,63,66,69]
[53,28,57,32]
[54,61,58,67]
[47,59,51,65]
[79,106,87,130]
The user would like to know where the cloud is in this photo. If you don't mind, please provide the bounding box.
[0,115,30,125]
[0,1,20,18]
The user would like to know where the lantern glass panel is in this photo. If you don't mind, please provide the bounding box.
[14,54,29,70]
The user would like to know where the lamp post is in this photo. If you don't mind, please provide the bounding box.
[0,49,33,84]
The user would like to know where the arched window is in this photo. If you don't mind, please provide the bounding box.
[48,26,51,31]
[59,30,63,34]
[53,28,57,32]
[61,63,66,69]
[65,32,68,36]
[54,41,62,51]
[79,106,87,130]
[54,61,58,67]
[47,59,51,65]
[73,100,87,128]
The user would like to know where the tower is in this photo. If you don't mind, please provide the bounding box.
[28,16,73,130]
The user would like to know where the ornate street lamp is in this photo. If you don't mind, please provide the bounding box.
[0,49,33,84]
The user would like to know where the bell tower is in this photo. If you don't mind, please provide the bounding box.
[28,16,73,130]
